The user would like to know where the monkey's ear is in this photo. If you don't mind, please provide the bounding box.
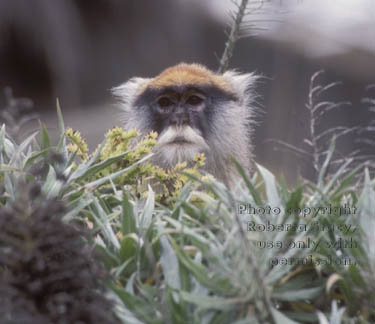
[112,77,151,108]
[222,71,258,104]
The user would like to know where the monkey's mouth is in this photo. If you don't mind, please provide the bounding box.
[169,136,192,145]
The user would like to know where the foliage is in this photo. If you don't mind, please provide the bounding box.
[0,97,374,324]
[0,185,117,323]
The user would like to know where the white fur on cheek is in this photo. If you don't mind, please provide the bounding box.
[222,70,259,107]
[112,77,152,133]
[112,77,152,108]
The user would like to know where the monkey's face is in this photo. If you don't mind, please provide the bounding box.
[114,63,257,178]
[148,87,211,167]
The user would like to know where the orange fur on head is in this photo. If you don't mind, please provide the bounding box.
[138,63,235,95]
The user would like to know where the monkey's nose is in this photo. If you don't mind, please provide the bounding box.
[170,112,189,126]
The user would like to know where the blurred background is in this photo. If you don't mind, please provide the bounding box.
[0,0,374,183]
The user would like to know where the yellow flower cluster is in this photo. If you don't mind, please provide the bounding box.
[65,125,207,204]
[101,127,140,159]
[65,128,89,160]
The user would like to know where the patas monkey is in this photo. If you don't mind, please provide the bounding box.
[113,63,258,189]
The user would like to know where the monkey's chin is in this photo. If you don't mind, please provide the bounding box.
[153,125,209,168]
[153,143,203,168]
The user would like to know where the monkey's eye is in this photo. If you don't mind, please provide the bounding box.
[157,97,173,108]
[186,95,203,106]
